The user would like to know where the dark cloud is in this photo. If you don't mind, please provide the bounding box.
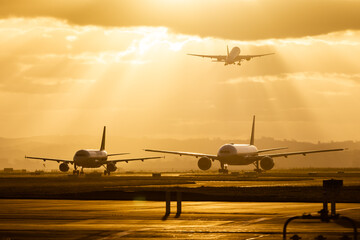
[0,0,359,40]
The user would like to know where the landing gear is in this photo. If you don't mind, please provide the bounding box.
[219,168,229,174]
[72,165,80,175]
[103,170,110,176]
[80,168,84,175]
[237,62,241,66]
[253,160,263,173]
[219,163,229,174]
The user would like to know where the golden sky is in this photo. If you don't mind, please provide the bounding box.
[0,0,359,141]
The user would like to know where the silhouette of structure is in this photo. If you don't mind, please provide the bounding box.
[283,179,358,239]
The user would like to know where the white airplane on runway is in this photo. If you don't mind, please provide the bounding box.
[26,127,162,175]
[145,116,345,173]
[187,46,274,66]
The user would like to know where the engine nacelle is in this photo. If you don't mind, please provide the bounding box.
[107,162,117,172]
[59,163,69,172]
[246,57,251,61]
[260,156,274,170]
[197,157,212,171]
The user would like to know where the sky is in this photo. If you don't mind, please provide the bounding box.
[0,0,359,142]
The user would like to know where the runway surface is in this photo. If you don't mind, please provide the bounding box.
[0,199,359,239]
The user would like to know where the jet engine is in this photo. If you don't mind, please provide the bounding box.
[197,157,212,170]
[59,162,69,172]
[246,57,251,61]
[107,162,117,172]
[260,156,274,170]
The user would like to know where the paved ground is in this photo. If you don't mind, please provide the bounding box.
[0,200,359,239]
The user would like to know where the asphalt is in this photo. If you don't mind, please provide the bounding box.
[0,200,359,239]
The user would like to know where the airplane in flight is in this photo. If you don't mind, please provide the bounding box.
[145,116,345,173]
[187,46,274,66]
[26,127,162,175]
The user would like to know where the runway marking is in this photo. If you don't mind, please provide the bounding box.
[245,235,269,240]
[98,231,131,239]
[336,206,360,212]
[243,217,270,225]
[98,228,151,239]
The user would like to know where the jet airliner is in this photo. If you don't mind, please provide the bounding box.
[187,46,274,66]
[26,127,162,175]
[145,116,344,173]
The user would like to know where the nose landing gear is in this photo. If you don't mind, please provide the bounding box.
[72,165,80,175]
[219,163,229,174]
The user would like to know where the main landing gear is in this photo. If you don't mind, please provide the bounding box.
[219,163,229,174]
[253,160,263,173]
[103,170,111,176]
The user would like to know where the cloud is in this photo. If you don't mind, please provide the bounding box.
[0,0,360,40]
[223,72,360,85]
[0,17,359,141]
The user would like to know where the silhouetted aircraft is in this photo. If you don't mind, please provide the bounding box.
[26,127,162,175]
[187,46,274,66]
[145,116,344,173]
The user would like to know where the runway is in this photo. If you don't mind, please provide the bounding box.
[0,199,359,239]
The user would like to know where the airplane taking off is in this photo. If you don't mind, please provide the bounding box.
[187,46,274,66]
[26,127,162,175]
[145,116,345,173]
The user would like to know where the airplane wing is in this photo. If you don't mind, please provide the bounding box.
[187,54,227,62]
[106,156,164,163]
[260,148,345,158]
[107,153,129,157]
[25,156,73,163]
[235,53,274,61]
[257,147,288,153]
[144,149,218,160]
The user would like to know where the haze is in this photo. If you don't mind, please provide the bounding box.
[0,0,359,143]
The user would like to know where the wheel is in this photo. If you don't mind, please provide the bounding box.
[104,170,107,175]
[223,169,229,174]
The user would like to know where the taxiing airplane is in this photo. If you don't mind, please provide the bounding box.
[26,127,162,175]
[187,46,274,66]
[145,116,345,173]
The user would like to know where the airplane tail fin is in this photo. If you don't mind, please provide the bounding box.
[250,116,255,145]
[100,126,106,151]
[227,45,229,56]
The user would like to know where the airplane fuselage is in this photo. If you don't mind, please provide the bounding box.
[225,47,241,65]
[217,144,258,165]
[73,149,108,168]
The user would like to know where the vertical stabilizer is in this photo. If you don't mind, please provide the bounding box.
[227,45,230,56]
[100,126,106,151]
[250,116,255,145]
